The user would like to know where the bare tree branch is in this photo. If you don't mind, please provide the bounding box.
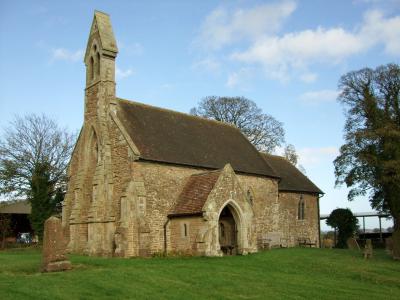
[190,96,285,153]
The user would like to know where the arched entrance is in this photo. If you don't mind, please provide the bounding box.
[219,205,238,255]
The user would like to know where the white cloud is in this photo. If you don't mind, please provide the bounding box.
[359,10,400,55]
[230,9,400,81]
[116,66,134,79]
[195,2,400,82]
[300,89,338,104]
[196,1,296,50]
[231,27,364,80]
[226,68,253,89]
[298,147,339,167]
[51,48,83,62]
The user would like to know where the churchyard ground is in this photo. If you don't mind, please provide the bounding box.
[0,247,399,299]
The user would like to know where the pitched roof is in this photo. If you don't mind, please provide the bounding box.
[261,153,323,194]
[170,170,221,217]
[85,11,118,61]
[0,200,31,214]
[116,98,278,178]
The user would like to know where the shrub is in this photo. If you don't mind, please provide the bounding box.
[326,208,358,248]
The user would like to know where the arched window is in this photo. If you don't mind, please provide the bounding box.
[89,128,100,165]
[181,223,188,238]
[96,52,100,77]
[298,195,305,220]
[89,56,94,81]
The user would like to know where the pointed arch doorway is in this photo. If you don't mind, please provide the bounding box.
[219,205,238,255]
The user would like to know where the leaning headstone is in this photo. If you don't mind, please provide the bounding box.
[346,237,360,251]
[363,239,373,259]
[42,216,71,272]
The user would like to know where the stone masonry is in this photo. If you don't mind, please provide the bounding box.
[62,11,323,258]
[42,216,71,272]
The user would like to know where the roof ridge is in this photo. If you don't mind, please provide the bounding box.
[116,97,240,130]
[190,169,222,177]
[260,152,287,160]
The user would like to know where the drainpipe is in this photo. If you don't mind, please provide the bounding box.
[163,218,170,255]
[317,193,324,248]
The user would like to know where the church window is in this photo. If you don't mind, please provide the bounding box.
[181,223,189,238]
[89,56,94,81]
[96,52,100,77]
[247,189,253,204]
[298,195,305,220]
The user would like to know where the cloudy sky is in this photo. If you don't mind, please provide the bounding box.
[1,0,399,230]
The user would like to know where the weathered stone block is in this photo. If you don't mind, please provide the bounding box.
[42,216,71,272]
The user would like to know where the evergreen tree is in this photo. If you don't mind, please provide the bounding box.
[28,162,54,241]
[326,208,358,248]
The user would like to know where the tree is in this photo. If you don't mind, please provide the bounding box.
[333,63,400,258]
[190,96,285,153]
[284,144,298,165]
[0,114,75,240]
[0,214,11,249]
[326,208,358,248]
[28,162,54,239]
[283,143,307,174]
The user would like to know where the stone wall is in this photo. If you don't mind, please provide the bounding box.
[278,192,320,247]
[116,161,212,256]
[236,174,279,245]
[124,163,280,257]
[168,217,205,255]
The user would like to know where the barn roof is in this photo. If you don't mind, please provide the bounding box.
[116,98,278,178]
[0,200,31,214]
[261,153,323,194]
[169,170,221,217]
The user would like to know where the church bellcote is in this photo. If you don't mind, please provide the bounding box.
[84,11,118,87]
[84,11,118,122]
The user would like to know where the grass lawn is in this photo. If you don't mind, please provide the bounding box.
[0,247,399,299]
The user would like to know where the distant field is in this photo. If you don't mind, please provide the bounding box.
[0,247,399,299]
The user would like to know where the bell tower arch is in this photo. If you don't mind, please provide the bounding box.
[83,11,118,122]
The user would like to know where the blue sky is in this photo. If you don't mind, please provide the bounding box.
[1,0,399,230]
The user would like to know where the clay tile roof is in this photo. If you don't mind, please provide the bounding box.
[116,98,278,178]
[170,170,221,217]
[261,153,323,194]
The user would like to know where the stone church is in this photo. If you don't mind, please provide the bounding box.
[62,11,323,257]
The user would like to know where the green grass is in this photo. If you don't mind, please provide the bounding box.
[0,248,399,300]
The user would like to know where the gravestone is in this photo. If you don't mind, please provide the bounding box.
[363,239,373,259]
[42,216,71,272]
[322,238,333,249]
[346,237,360,251]
[385,237,393,255]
